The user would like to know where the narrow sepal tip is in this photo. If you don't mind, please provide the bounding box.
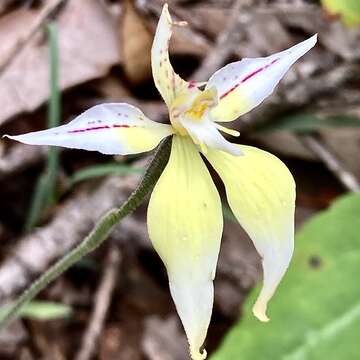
[252,300,270,322]
[190,347,207,360]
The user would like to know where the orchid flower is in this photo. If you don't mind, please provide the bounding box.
[5,4,317,360]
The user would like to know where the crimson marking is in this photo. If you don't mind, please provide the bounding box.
[188,80,197,89]
[220,58,280,100]
[68,124,132,134]
[113,124,130,128]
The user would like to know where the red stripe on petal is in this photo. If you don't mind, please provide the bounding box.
[67,124,133,134]
[68,125,111,133]
[188,80,197,89]
[113,124,130,128]
[220,58,279,100]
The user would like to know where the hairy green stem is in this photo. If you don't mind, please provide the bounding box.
[0,137,172,329]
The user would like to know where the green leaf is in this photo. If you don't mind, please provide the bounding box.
[321,0,360,27]
[24,173,52,232]
[0,301,72,322]
[46,23,61,205]
[67,163,143,188]
[257,114,360,134]
[211,193,360,360]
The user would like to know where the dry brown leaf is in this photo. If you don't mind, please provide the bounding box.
[121,0,152,85]
[0,0,120,126]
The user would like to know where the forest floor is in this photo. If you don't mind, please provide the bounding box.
[0,0,359,359]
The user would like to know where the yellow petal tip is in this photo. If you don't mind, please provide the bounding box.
[190,347,207,360]
[252,301,270,322]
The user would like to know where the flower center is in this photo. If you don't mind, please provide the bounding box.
[169,87,217,136]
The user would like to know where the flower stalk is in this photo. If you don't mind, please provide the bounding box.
[0,137,171,330]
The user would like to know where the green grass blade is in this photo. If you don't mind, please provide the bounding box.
[24,22,61,231]
[24,173,51,231]
[46,22,60,205]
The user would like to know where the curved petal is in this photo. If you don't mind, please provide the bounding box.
[5,103,173,155]
[206,35,317,122]
[180,115,242,156]
[205,145,295,322]
[151,4,189,108]
[147,135,223,360]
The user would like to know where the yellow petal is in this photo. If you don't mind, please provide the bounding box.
[147,135,223,359]
[151,4,189,108]
[205,145,295,322]
[6,103,174,155]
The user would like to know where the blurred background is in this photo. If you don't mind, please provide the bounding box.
[0,0,360,359]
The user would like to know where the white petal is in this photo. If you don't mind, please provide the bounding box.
[207,35,317,122]
[5,103,173,155]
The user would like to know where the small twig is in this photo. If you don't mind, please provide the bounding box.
[300,134,360,192]
[0,0,66,75]
[75,245,121,360]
